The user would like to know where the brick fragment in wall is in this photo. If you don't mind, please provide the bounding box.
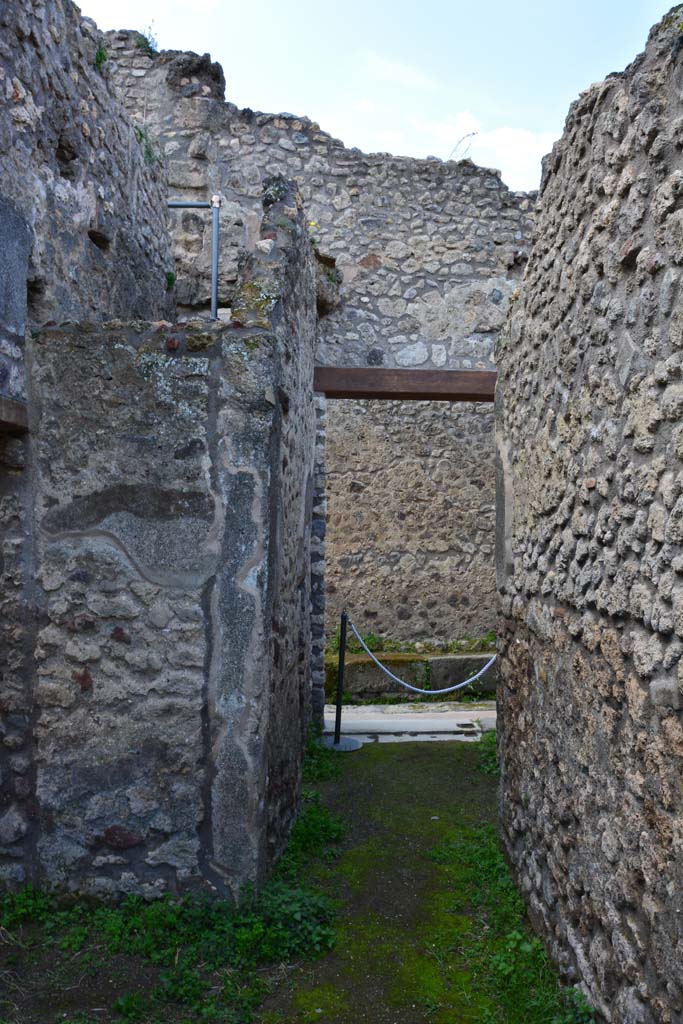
[497,11,683,1022]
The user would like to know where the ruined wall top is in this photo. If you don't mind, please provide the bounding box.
[105,30,535,372]
[0,1,174,331]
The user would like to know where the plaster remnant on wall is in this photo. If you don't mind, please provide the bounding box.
[1,179,317,898]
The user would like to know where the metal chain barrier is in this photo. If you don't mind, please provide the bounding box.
[348,619,497,695]
[329,609,497,748]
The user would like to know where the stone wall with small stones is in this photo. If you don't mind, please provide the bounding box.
[1,181,316,898]
[326,398,495,641]
[497,10,683,1021]
[104,34,535,660]
[1,1,174,336]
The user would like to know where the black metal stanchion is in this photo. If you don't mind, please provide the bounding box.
[334,610,347,745]
[323,609,362,752]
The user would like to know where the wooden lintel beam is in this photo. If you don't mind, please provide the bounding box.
[0,397,28,434]
[314,366,496,403]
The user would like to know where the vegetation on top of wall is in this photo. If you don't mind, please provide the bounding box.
[326,628,496,656]
[135,25,158,55]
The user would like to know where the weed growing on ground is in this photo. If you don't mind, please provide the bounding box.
[0,762,345,1023]
[430,824,594,1023]
[302,730,342,783]
[477,728,500,777]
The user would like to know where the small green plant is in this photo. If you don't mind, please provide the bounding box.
[133,124,159,164]
[0,787,344,1023]
[328,628,383,654]
[278,791,344,877]
[430,825,595,1023]
[94,45,107,72]
[165,271,176,291]
[135,23,158,55]
[448,630,496,654]
[303,730,341,783]
[262,177,289,207]
[113,991,151,1021]
[477,728,499,777]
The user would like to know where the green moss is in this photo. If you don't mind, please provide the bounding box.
[264,743,593,1024]
[335,837,384,891]
[231,280,279,328]
[186,332,217,352]
[292,983,349,1020]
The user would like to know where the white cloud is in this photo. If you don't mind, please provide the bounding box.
[406,113,557,191]
[360,50,437,92]
[316,100,555,191]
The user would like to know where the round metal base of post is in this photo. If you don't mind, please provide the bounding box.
[322,735,363,752]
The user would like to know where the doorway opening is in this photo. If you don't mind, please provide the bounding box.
[313,366,497,742]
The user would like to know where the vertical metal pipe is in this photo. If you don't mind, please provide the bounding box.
[211,195,221,320]
[334,610,348,745]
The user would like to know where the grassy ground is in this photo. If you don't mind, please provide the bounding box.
[258,739,593,1024]
[0,738,593,1024]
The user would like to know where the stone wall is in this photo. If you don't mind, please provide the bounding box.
[326,398,495,641]
[498,11,683,1021]
[103,34,534,662]
[1,182,316,897]
[0,0,173,340]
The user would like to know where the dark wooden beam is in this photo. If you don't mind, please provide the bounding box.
[0,397,28,433]
[314,366,496,403]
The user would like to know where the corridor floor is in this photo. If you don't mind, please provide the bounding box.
[257,741,591,1024]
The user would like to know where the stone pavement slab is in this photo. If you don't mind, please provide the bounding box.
[323,700,496,744]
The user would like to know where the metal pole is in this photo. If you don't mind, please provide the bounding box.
[334,610,347,745]
[167,201,212,209]
[211,195,221,320]
[167,198,220,319]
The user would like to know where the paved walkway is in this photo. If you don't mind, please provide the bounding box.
[323,700,496,744]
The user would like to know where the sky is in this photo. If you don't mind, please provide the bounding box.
[79,0,673,191]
